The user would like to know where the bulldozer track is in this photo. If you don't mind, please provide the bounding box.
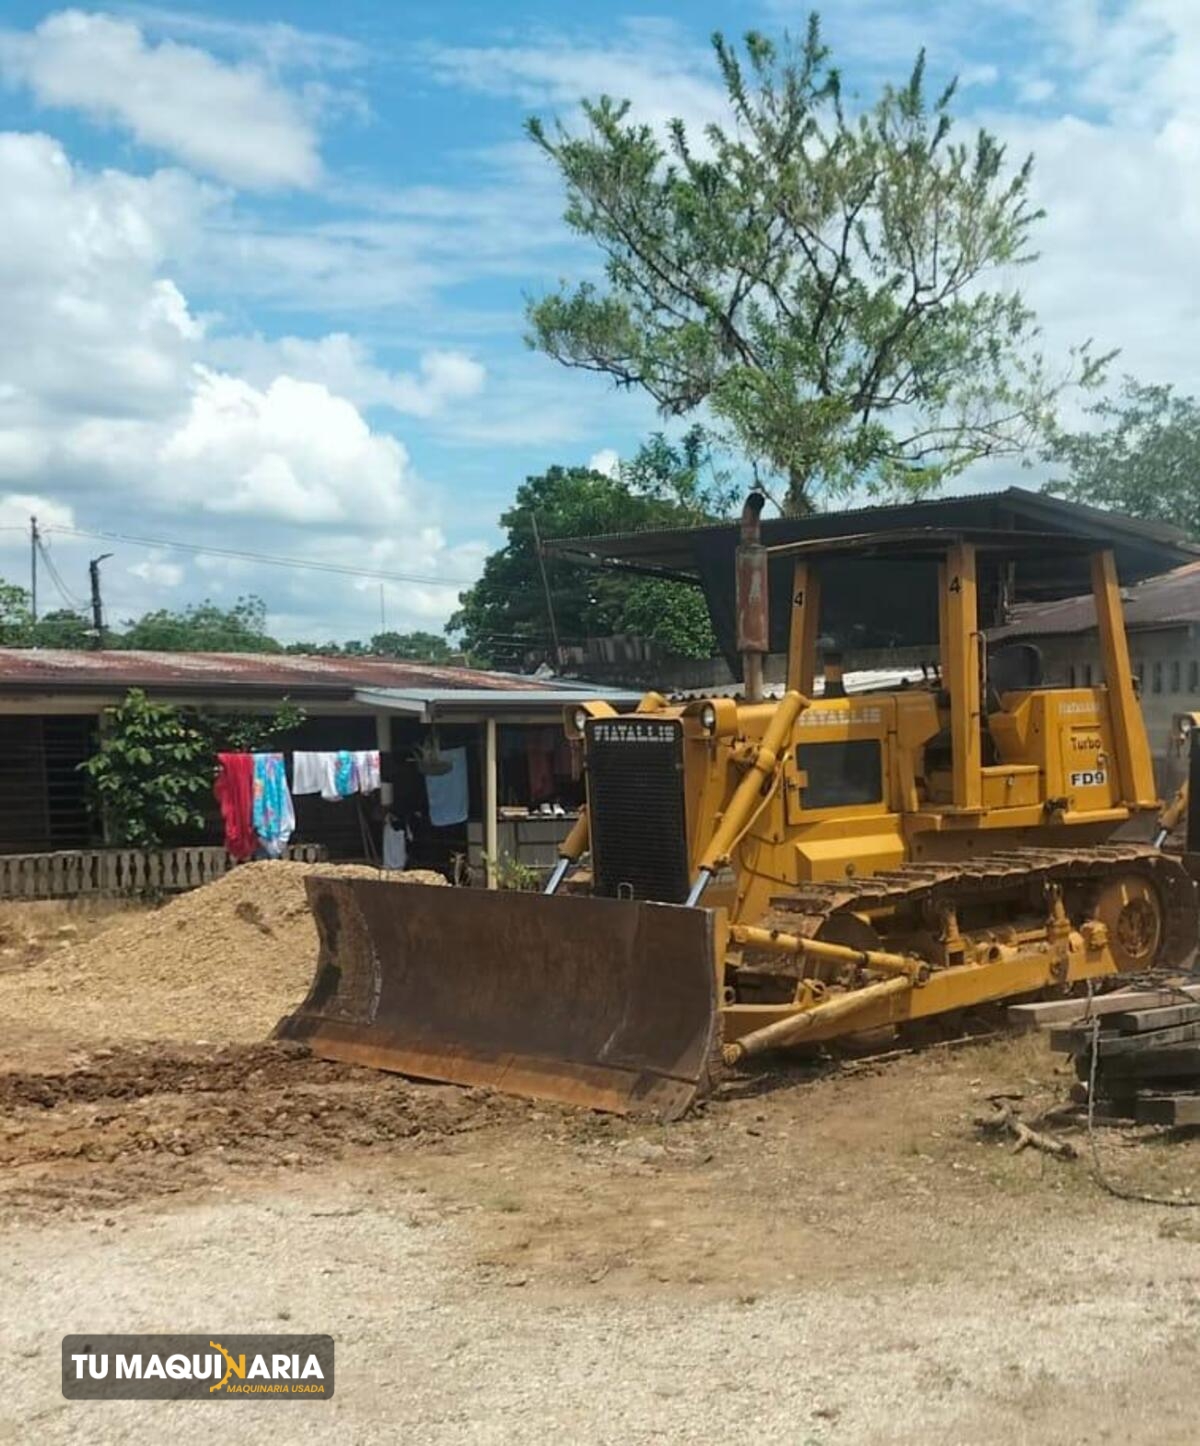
[760,844,1198,974]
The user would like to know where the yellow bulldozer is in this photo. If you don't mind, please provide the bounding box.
[277,498,1198,1116]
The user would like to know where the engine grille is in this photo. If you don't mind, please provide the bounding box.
[585,717,691,903]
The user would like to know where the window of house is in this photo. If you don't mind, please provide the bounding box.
[1191,660,1200,692]
[1153,661,1164,695]
[1067,664,1076,687]
[1135,660,1144,688]
[1172,660,1182,693]
[1084,663,1093,687]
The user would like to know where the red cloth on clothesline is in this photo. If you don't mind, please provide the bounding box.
[214,752,256,860]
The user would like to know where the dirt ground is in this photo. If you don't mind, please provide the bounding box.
[2,875,1199,1444]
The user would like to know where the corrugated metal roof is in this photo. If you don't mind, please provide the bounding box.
[0,649,558,695]
[355,685,644,717]
[997,561,1200,639]
[549,486,1197,579]
[670,668,926,700]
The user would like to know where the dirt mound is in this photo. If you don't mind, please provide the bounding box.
[0,861,447,1058]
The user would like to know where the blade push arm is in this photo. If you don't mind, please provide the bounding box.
[686,689,808,906]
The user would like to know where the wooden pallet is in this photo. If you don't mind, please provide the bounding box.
[1007,983,1200,1029]
[1135,1094,1200,1126]
[1047,995,1200,1128]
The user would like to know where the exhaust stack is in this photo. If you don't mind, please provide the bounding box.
[736,491,768,703]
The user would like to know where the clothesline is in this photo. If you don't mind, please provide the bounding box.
[291,749,381,801]
[213,749,382,862]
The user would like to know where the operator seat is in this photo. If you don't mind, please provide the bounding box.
[985,642,1044,713]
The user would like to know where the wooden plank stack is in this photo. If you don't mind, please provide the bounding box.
[1035,989,1200,1126]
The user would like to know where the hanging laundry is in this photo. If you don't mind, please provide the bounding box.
[291,752,327,796]
[294,750,378,800]
[425,746,468,826]
[353,749,381,793]
[252,753,295,859]
[382,816,408,870]
[527,727,556,803]
[214,753,256,861]
[333,750,357,798]
[554,734,580,783]
[292,751,343,800]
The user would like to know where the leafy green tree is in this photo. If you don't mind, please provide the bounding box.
[0,581,33,645]
[194,700,307,754]
[118,596,281,652]
[449,457,721,662]
[1043,377,1200,536]
[618,424,739,516]
[527,19,1102,511]
[617,578,718,659]
[80,689,212,847]
[33,608,93,648]
[0,585,92,647]
[367,630,455,661]
[80,691,306,846]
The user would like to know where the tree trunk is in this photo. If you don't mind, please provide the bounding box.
[784,470,816,516]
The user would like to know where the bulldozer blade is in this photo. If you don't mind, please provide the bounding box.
[275,877,721,1119]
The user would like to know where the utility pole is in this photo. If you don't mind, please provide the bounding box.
[30,516,38,624]
[89,553,112,648]
[529,511,562,671]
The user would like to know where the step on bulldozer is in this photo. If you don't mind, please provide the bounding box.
[277,496,1199,1117]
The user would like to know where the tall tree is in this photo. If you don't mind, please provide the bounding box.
[1043,377,1200,537]
[527,18,1101,511]
[449,449,726,664]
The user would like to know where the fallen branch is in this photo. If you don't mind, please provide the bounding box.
[974,1098,1079,1159]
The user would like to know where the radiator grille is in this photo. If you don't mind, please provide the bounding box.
[585,717,690,903]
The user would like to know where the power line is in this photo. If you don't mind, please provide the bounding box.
[43,525,478,589]
[35,537,87,613]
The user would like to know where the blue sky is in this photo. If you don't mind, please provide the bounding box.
[1,2,1198,642]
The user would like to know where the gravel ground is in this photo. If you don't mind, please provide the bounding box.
[4,1162,1199,1446]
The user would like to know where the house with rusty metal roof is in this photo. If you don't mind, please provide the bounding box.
[0,649,639,872]
[995,560,1200,792]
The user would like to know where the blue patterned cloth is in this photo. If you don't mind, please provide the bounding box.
[334,750,356,798]
[252,753,296,858]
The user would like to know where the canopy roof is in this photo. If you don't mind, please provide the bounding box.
[550,487,1197,666]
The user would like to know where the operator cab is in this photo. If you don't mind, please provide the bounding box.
[767,527,1157,828]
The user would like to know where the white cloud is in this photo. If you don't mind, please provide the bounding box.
[210,333,486,418]
[163,368,417,523]
[0,130,487,637]
[0,10,320,189]
[128,552,183,587]
[587,448,620,478]
[0,492,75,530]
[125,6,368,73]
[425,20,727,138]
